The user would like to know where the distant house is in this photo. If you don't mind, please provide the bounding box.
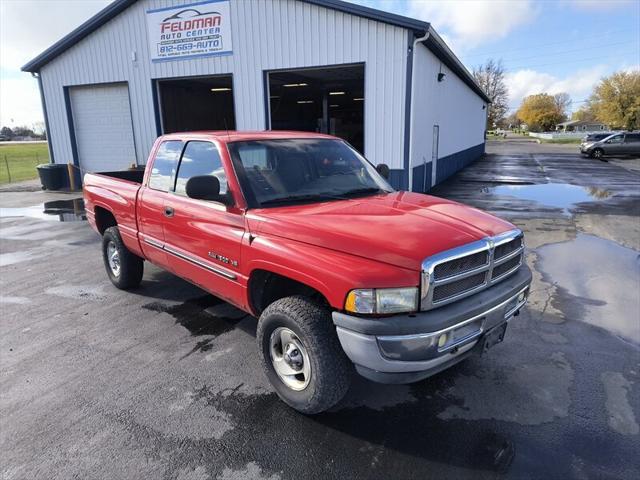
[556,120,608,132]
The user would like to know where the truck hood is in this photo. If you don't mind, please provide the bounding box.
[248,191,515,271]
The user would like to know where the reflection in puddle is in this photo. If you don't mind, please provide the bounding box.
[143,295,249,356]
[0,198,86,222]
[538,234,640,343]
[484,183,611,213]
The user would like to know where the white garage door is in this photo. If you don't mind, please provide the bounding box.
[69,83,136,172]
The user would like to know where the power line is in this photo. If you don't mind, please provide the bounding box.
[493,40,636,64]
[504,53,639,71]
[463,27,637,59]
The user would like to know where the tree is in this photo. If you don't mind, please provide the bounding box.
[572,106,596,122]
[516,93,565,132]
[11,126,36,138]
[0,126,13,138]
[589,70,640,130]
[32,121,45,136]
[473,59,509,128]
[553,92,571,121]
[504,112,522,129]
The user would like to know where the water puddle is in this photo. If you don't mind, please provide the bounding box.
[538,234,640,343]
[143,295,249,355]
[484,183,611,214]
[0,198,86,222]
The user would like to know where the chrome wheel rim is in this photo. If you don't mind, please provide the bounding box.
[269,327,311,391]
[594,150,602,158]
[107,241,121,277]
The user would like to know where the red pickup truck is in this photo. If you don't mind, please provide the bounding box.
[84,131,531,413]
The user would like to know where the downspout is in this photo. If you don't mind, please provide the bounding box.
[31,72,55,164]
[407,29,430,191]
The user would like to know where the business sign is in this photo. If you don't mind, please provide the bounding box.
[146,0,232,62]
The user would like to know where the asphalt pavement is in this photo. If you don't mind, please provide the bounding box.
[1,138,638,479]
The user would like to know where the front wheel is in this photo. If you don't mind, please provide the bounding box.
[102,226,143,289]
[256,296,352,414]
[590,148,604,159]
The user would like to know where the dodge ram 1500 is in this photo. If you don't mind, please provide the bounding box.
[83,131,532,413]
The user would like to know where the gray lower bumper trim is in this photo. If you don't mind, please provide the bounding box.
[355,343,480,384]
[337,326,478,375]
[333,269,532,384]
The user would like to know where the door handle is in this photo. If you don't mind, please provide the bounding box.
[164,206,174,218]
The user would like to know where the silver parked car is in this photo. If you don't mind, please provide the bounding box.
[581,132,640,159]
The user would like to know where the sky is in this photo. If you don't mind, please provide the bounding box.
[0,0,639,129]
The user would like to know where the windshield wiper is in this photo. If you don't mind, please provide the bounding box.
[259,193,338,206]
[331,187,386,198]
[259,188,387,206]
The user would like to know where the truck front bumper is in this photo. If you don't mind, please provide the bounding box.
[332,265,532,384]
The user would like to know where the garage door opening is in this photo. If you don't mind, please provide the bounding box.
[267,64,364,153]
[158,75,236,133]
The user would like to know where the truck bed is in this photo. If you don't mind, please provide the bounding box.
[94,169,145,184]
[83,170,145,258]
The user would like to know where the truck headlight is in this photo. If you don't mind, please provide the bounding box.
[345,287,419,314]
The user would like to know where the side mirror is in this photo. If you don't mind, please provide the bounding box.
[186,175,225,202]
[376,163,390,180]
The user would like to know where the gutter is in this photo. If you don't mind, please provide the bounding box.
[407,30,430,192]
[31,72,55,164]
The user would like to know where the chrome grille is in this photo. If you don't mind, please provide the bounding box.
[433,251,489,280]
[492,254,522,280]
[494,236,522,260]
[432,271,487,302]
[421,229,524,310]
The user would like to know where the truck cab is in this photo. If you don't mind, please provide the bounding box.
[83,131,532,414]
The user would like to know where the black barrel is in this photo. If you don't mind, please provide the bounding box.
[36,163,68,190]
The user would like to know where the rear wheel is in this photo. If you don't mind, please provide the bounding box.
[102,226,143,289]
[256,296,352,414]
[590,148,604,159]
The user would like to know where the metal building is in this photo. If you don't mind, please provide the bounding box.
[22,0,490,191]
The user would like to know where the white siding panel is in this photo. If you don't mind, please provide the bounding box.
[40,0,408,169]
[410,43,486,183]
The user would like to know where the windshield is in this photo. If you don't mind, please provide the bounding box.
[601,133,621,142]
[586,134,606,142]
[227,138,394,207]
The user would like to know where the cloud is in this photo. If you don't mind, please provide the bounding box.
[0,74,43,127]
[505,65,608,111]
[0,0,110,71]
[561,0,635,10]
[0,0,110,126]
[407,0,537,49]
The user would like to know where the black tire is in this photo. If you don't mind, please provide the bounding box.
[590,148,604,160]
[102,226,143,290]
[256,296,352,414]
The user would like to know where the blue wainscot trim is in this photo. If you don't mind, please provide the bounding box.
[436,142,485,185]
[411,163,433,193]
[388,169,408,191]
